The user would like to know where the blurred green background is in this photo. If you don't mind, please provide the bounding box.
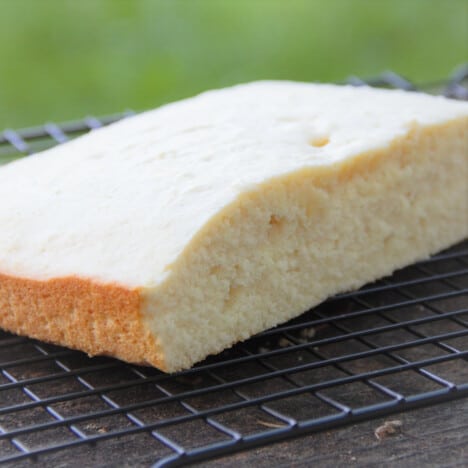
[0,0,466,129]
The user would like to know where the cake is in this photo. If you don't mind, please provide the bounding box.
[0,81,467,372]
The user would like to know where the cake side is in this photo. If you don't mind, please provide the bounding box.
[142,117,468,371]
[0,274,165,369]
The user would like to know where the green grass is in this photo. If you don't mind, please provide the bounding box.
[0,0,466,128]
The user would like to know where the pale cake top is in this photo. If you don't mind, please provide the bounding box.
[0,81,467,286]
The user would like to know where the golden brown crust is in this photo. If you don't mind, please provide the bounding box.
[0,273,166,370]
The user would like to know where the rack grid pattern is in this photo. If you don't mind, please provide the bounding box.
[0,70,467,467]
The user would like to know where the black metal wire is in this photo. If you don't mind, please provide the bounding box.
[0,70,467,467]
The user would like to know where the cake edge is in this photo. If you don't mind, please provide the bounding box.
[0,273,166,370]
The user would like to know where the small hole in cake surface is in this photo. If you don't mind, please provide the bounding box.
[268,214,286,239]
[269,214,283,227]
[309,136,330,147]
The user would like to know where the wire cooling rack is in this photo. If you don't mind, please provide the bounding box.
[0,70,467,467]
